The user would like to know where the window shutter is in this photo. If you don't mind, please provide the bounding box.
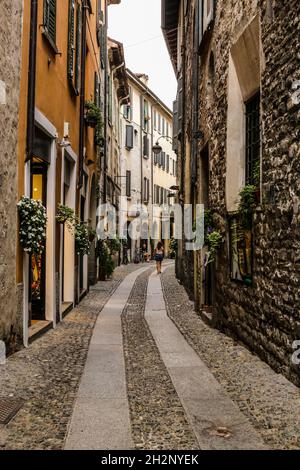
[126,170,131,197]
[172,100,178,151]
[177,75,183,139]
[143,135,149,158]
[167,155,170,173]
[125,125,134,149]
[94,72,100,107]
[147,179,150,203]
[44,0,57,44]
[67,0,75,81]
[74,4,81,94]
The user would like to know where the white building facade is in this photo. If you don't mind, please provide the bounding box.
[120,70,177,261]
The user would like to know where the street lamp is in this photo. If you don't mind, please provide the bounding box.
[152,135,173,155]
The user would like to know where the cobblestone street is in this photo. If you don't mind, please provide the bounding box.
[1,262,300,450]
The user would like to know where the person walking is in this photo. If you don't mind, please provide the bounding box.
[154,241,164,274]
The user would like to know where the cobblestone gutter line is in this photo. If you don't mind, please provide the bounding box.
[122,268,199,450]
[0,265,140,450]
[161,266,300,450]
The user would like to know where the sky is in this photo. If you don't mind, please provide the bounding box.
[108,0,177,110]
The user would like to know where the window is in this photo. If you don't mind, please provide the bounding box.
[68,1,81,94]
[158,114,161,134]
[162,117,165,136]
[143,99,149,131]
[166,122,169,138]
[123,87,133,120]
[143,134,149,158]
[43,0,57,47]
[153,109,157,130]
[94,72,100,107]
[229,216,253,284]
[160,187,164,205]
[166,155,170,173]
[126,171,131,197]
[245,93,260,185]
[162,152,166,170]
[143,178,150,203]
[199,0,215,49]
[125,125,134,149]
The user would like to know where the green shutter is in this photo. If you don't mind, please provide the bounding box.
[43,0,56,44]
[67,0,75,81]
[75,3,82,94]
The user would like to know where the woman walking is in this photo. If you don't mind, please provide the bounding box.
[154,241,164,274]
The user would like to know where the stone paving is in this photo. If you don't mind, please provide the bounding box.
[161,265,300,450]
[1,261,300,450]
[0,263,142,450]
[122,266,199,450]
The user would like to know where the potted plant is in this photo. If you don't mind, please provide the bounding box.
[84,101,102,128]
[74,222,90,255]
[56,204,75,225]
[17,196,47,255]
[97,240,115,280]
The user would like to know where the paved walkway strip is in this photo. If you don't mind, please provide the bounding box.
[65,267,149,450]
[122,268,199,450]
[145,270,266,450]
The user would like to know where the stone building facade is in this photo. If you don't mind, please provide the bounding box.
[0,0,23,353]
[162,0,300,385]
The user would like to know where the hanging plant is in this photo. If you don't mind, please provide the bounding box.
[238,185,257,229]
[56,204,75,231]
[97,240,115,278]
[202,209,223,266]
[84,101,101,127]
[205,230,222,266]
[107,237,121,254]
[75,222,90,255]
[17,196,47,255]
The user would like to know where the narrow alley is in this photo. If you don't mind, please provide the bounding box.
[1,263,300,451]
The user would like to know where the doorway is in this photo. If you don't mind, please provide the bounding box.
[30,161,48,323]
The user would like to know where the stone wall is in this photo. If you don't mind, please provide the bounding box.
[0,0,23,351]
[179,0,300,385]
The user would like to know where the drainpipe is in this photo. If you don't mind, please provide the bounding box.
[78,0,88,189]
[26,0,38,161]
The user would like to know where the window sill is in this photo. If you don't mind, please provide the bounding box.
[42,28,60,55]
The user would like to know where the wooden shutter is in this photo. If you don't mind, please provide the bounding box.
[173,100,178,151]
[147,179,150,203]
[126,171,131,197]
[75,3,81,94]
[67,0,75,81]
[177,76,183,139]
[44,0,57,44]
[167,155,170,173]
[125,125,134,149]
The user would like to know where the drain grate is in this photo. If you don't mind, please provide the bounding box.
[0,397,24,425]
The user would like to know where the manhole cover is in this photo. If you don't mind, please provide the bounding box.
[0,398,23,425]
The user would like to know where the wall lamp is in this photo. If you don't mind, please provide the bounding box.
[152,135,173,155]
